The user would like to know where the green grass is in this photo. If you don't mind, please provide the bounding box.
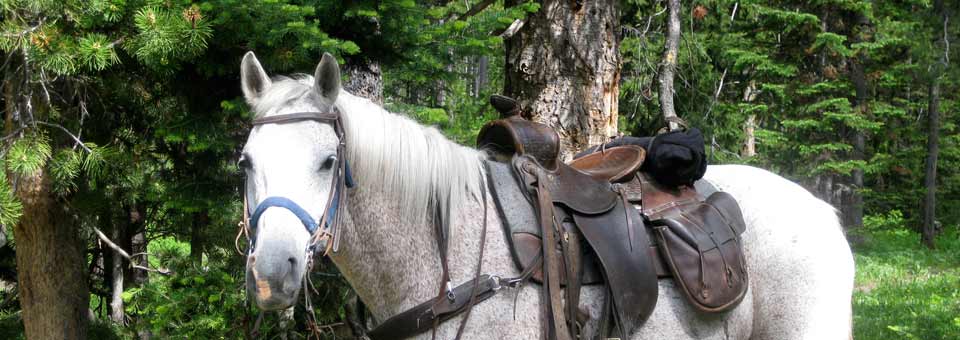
[853,228,960,340]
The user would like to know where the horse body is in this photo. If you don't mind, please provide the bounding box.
[241,54,854,339]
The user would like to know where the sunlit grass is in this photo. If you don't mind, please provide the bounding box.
[853,228,960,340]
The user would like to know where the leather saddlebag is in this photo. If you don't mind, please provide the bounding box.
[640,175,748,313]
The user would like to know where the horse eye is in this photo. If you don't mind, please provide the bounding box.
[237,154,251,170]
[320,155,336,171]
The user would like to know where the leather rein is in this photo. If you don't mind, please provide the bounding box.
[239,110,532,340]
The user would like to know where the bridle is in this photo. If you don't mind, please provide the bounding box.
[240,109,355,259]
[237,108,529,340]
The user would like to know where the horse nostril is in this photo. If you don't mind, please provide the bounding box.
[288,257,297,268]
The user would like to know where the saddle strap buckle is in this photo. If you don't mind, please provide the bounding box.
[445,281,456,302]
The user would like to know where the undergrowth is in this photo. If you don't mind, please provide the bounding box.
[852,227,960,340]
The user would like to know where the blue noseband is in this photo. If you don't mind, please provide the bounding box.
[248,162,355,236]
[249,197,319,234]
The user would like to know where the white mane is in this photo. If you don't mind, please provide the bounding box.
[336,91,487,225]
[249,75,485,225]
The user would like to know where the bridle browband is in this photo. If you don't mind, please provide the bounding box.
[242,109,354,257]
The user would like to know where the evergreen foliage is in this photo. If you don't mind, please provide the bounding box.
[0,0,956,338]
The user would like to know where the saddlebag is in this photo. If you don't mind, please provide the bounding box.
[639,173,749,313]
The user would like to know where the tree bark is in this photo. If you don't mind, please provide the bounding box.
[504,0,622,159]
[922,78,940,248]
[190,211,208,263]
[741,80,758,157]
[109,223,125,324]
[119,204,148,285]
[342,59,384,106]
[13,169,89,339]
[659,0,682,130]
[474,55,488,98]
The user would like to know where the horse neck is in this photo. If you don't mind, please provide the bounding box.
[328,93,521,323]
[330,186,442,319]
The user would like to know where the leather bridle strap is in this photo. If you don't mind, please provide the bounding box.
[366,275,502,340]
[244,109,354,255]
[251,111,340,125]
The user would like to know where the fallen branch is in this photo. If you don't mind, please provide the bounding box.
[93,227,171,276]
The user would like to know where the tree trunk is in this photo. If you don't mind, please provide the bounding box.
[847,72,866,231]
[922,70,941,249]
[13,169,89,339]
[190,211,208,263]
[109,223,125,324]
[741,80,758,157]
[845,11,872,231]
[124,204,148,286]
[659,0,682,130]
[504,0,621,159]
[342,59,384,106]
[922,0,948,249]
[474,55,489,98]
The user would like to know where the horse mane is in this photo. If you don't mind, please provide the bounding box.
[250,74,486,225]
[336,91,487,225]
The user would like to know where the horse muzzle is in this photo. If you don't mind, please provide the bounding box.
[246,253,302,310]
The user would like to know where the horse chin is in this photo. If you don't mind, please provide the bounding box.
[255,295,297,311]
[249,283,301,311]
[246,270,303,311]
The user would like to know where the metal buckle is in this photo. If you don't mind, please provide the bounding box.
[491,276,503,292]
[445,281,456,302]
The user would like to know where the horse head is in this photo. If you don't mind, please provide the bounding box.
[239,51,344,310]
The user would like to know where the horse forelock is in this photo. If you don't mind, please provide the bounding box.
[251,74,319,117]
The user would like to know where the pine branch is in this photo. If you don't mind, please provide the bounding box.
[1,23,42,38]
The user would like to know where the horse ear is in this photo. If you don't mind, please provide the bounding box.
[241,52,272,104]
[314,53,340,104]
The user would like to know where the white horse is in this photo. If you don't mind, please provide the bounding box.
[239,52,855,339]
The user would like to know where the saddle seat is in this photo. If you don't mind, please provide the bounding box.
[567,145,646,182]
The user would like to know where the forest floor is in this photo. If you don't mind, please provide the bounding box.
[852,228,960,340]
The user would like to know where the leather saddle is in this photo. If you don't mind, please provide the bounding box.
[478,95,749,339]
